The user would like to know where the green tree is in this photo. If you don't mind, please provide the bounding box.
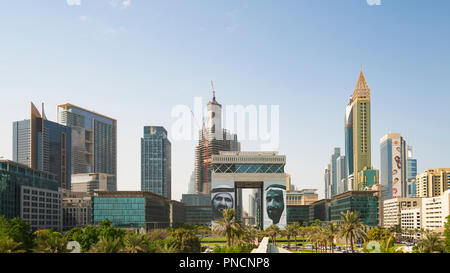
[89,236,123,253]
[285,224,297,249]
[212,208,241,247]
[145,229,170,243]
[123,233,149,253]
[32,230,68,253]
[265,225,281,245]
[416,230,444,253]
[0,216,34,251]
[170,228,201,253]
[366,227,392,242]
[71,225,99,252]
[445,215,450,253]
[325,222,340,253]
[339,210,366,253]
[380,236,402,253]
[98,219,125,241]
[0,235,26,253]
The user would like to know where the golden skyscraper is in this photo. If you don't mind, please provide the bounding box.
[348,70,372,190]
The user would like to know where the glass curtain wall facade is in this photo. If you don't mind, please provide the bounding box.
[13,103,71,190]
[57,104,117,189]
[330,191,379,227]
[93,192,171,230]
[141,126,171,199]
[406,146,418,197]
[0,160,58,219]
[330,148,341,197]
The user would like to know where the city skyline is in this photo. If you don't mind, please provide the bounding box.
[1,1,450,201]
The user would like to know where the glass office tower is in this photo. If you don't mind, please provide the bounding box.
[380,132,407,200]
[57,103,117,190]
[406,146,418,197]
[13,103,71,190]
[141,126,171,199]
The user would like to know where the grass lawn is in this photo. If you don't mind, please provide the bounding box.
[201,237,227,242]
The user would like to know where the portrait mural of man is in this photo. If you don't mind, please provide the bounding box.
[263,182,286,229]
[211,181,235,221]
[392,138,402,198]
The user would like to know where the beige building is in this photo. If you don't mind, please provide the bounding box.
[416,168,450,198]
[421,190,450,231]
[286,189,318,206]
[401,207,421,239]
[71,173,116,195]
[383,197,422,229]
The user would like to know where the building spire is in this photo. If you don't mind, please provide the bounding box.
[41,102,47,120]
[355,69,369,91]
[211,80,216,103]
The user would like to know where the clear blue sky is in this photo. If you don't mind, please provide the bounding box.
[0,0,449,200]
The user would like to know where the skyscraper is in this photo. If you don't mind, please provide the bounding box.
[194,84,240,194]
[141,126,171,199]
[324,165,331,199]
[13,103,72,189]
[336,155,347,194]
[57,103,117,190]
[345,70,373,190]
[380,132,407,200]
[329,148,341,197]
[406,146,418,197]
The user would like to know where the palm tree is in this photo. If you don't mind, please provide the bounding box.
[339,210,366,253]
[89,236,123,253]
[325,222,340,253]
[265,225,281,245]
[380,236,401,253]
[285,224,297,249]
[212,208,241,247]
[0,236,25,253]
[123,233,149,253]
[418,230,444,253]
[317,227,328,253]
[305,227,319,253]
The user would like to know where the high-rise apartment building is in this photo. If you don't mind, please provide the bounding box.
[406,146,418,197]
[194,87,240,194]
[416,168,450,198]
[57,103,117,190]
[324,165,331,199]
[329,148,341,197]
[345,70,372,188]
[336,155,347,194]
[141,126,171,199]
[380,132,408,200]
[13,103,72,189]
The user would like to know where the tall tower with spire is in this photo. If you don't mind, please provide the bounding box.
[346,70,372,190]
[194,82,241,194]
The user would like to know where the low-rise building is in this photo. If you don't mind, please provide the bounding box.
[309,199,331,223]
[181,193,211,206]
[383,197,422,229]
[62,191,92,231]
[287,205,310,225]
[0,160,62,231]
[286,189,318,206]
[330,191,379,227]
[93,191,171,231]
[71,173,116,196]
[400,207,421,239]
[421,190,450,231]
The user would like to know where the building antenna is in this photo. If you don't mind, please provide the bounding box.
[211,80,216,101]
